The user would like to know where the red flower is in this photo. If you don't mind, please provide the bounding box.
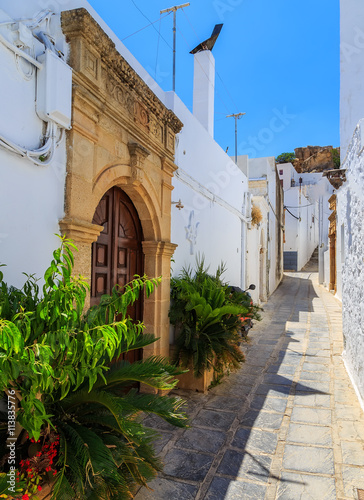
[22,495,29,500]
[37,485,42,491]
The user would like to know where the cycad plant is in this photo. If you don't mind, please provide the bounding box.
[0,236,187,499]
[170,257,249,378]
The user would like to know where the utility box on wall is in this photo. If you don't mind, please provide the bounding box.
[36,50,72,129]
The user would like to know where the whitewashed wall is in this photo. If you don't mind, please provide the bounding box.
[0,7,68,288]
[247,156,283,298]
[1,1,252,292]
[340,0,364,160]
[337,119,364,405]
[280,163,330,272]
[166,92,249,287]
[246,188,269,304]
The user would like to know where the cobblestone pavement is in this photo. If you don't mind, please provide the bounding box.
[135,262,364,500]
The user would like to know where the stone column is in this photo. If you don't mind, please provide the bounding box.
[59,217,103,308]
[142,241,177,359]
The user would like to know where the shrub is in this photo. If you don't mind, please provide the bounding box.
[0,236,188,499]
[275,152,296,164]
[251,205,263,226]
[170,257,249,379]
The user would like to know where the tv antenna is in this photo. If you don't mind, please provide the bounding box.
[160,3,190,92]
[226,112,246,164]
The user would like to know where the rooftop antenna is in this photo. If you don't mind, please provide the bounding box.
[160,3,190,92]
[226,112,246,164]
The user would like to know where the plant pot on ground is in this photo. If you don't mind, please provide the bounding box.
[169,257,255,389]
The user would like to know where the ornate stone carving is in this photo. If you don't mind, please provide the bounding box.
[61,8,183,135]
[134,101,149,133]
[105,74,134,115]
[128,142,150,186]
[149,115,164,143]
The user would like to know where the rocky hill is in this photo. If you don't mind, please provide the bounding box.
[293,146,340,173]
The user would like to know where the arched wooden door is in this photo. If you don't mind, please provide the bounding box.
[91,186,144,362]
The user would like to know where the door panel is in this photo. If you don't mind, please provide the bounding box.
[91,187,144,362]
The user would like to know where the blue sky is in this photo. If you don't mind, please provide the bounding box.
[87,0,340,159]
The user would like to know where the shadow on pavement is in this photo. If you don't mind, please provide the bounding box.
[138,261,329,499]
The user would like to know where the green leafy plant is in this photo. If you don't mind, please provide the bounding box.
[276,152,296,164]
[332,148,340,169]
[0,236,188,499]
[170,257,249,379]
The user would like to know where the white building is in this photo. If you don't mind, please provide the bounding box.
[0,2,251,290]
[167,47,250,288]
[277,163,332,274]
[236,155,283,304]
[337,0,364,406]
[340,0,364,160]
[0,6,70,287]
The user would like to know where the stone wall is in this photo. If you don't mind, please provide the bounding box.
[339,119,364,405]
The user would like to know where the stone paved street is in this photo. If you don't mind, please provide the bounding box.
[135,261,364,500]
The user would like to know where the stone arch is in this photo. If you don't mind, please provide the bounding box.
[60,155,176,360]
[59,7,183,361]
[91,162,162,242]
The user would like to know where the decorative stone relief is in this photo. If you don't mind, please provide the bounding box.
[134,101,149,133]
[185,210,200,255]
[105,75,134,115]
[128,142,150,186]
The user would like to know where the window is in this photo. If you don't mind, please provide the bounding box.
[280,179,283,187]
[279,169,283,175]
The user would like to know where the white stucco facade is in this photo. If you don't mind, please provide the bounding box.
[0,1,252,295]
[336,120,364,406]
[0,7,69,287]
[278,163,331,273]
[340,0,364,160]
[237,156,283,304]
[167,92,249,287]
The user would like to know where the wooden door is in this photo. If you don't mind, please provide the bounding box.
[91,187,144,362]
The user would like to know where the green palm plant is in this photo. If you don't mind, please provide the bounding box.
[170,259,248,378]
[0,236,188,499]
[49,358,187,499]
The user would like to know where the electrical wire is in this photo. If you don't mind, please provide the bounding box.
[285,204,313,209]
[128,0,172,49]
[0,122,64,167]
[154,14,162,81]
[284,206,300,221]
[121,12,170,42]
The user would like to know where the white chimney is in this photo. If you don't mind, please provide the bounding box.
[193,50,215,137]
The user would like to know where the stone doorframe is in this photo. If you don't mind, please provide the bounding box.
[328,194,337,293]
[58,8,183,359]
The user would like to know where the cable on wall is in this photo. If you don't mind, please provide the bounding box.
[0,13,68,166]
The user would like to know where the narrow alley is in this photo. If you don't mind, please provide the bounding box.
[135,257,364,500]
